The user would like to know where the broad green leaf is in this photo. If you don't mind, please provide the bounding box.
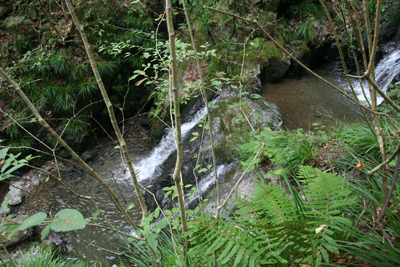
[127,203,135,210]
[237,92,249,96]
[0,147,9,159]
[17,212,47,231]
[154,207,160,219]
[92,210,101,218]
[164,210,172,216]
[389,158,397,167]
[147,233,158,251]
[50,209,88,232]
[155,218,169,233]
[198,168,207,173]
[250,94,261,99]
[41,224,51,240]
[1,196,9,213]
[4,163,26,176]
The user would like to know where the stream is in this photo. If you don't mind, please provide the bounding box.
[263,49,400,130]
[262,68,364,130]
[56,51,400,265]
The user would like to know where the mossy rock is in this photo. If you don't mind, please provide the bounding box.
[0,215,33,248]
[286,40,311,77]
[198,93,282,165]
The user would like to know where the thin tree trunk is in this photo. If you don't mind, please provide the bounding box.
[0,67,140,231]
[64,0,148,218]
[181,0,221,217]
[165,0,188,233]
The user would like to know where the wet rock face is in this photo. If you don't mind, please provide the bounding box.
[143,86,282,212]
[261,55,291,83]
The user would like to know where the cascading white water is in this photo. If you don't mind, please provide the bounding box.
[186,164,233,207]
[352,49,400,105]
[131,97,221,182]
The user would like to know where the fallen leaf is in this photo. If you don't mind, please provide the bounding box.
[356,161,365,170]
[316,224,327,233]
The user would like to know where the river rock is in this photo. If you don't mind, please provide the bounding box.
[6,181,25,206]
[286,40,311,77]
[197,91,282,167]
[0,215,33,248]
[261,54,291,82]
[81,151,97,162]
[30,175,41,187]
[143,87,282,212]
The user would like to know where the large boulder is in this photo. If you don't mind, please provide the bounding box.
[143,86,282,212]
[261,53,291,82]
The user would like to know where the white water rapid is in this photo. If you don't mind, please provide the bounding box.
[131,97,220,182]
[352,49,400,105]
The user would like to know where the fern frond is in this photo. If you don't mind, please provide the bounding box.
[187,214,284,266]
[303,171,356,219]
[236,178,299,224]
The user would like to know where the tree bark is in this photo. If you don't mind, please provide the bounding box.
[165,0,188,233]
[64,0,148,218]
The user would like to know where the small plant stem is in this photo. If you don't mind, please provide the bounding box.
[369,141,400,175]
[182,0,221,213]
[365,0,383,77]
[73,231,126,255]
[64,0,148,219]
[165,0,188,235]
[1,244,16,267]
[4,180,51,205]
[372,149,400,236]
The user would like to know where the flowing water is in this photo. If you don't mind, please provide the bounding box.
[263,49,400,130]
[352,49,400,105]
[62,98,221,265]
[61,51,400,264]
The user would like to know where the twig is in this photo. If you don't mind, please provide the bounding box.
[215,143,265,218]
[1,244,16,267]
[5,180,51,205]
[369,141,400,175]
[372,148,400,244]
[203,5,400,119]
[73,231,126,255]
[86,223,145,240]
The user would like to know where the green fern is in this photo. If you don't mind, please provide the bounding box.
[187,169,355,266]
[303,170,355,220]
[236,179,299,225]
[187,214,286,266]
[49,54,72,76]
[97,61,120,77]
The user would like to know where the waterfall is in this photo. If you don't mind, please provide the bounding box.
[352,49,400,105]
[131,97,221,182]
[185,164,233,208]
